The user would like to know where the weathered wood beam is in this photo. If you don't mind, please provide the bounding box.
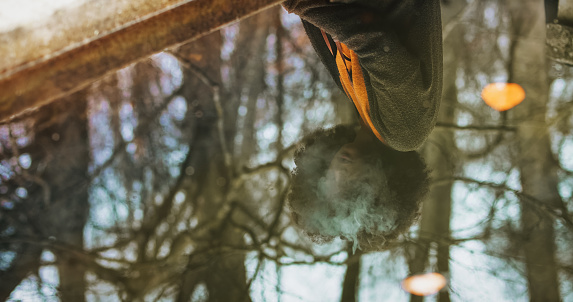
[0,0,189,75]
[0,0,283,122]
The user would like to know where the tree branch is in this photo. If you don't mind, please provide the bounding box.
[435,122,516,132]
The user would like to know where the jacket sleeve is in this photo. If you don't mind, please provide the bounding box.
[283,0,443,151]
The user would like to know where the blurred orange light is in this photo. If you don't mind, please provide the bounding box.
[481,82,525,111]
[401,272,447,296]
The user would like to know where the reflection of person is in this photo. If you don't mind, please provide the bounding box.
[283,0,443,251]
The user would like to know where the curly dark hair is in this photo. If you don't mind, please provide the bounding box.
[288,125,430,251]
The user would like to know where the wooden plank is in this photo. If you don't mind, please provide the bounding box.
[0,0,283,122]
[0,0,189,75]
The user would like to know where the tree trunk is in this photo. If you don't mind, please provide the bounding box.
[340,248,362,302]
[174,30,251,302]
[0,244,43,301]
[408,1,462,300]
[229,9,275,162]
[508,0,561,301]
[34,92,90,302]
[0,80,89,301]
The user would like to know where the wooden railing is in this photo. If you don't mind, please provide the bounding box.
[0,0,283,122]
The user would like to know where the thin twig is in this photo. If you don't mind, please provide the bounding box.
[264,183,288,244]
[89,84,184,179]
[212,85,233,179]
[435,122,516,132]
[8,127,51,206]
[437,176,573,231]
[172,53,234,179]
[244,252,264,300]
[442,0,477,41]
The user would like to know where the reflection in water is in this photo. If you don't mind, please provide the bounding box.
[481,82,526,111]
[0,0,573,301]
[401,272,447,296]
[288,125,428,252]
[284,0,443,252]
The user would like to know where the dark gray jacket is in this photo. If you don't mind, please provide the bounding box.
[283,0,443,151]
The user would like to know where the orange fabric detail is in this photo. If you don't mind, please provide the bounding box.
[335,43,384,142]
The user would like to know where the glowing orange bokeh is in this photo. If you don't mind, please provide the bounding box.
[401,272,447,296]
[481,82,525,111]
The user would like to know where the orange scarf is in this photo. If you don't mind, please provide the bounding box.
[320,30,384,142]
[334,43,384,142]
